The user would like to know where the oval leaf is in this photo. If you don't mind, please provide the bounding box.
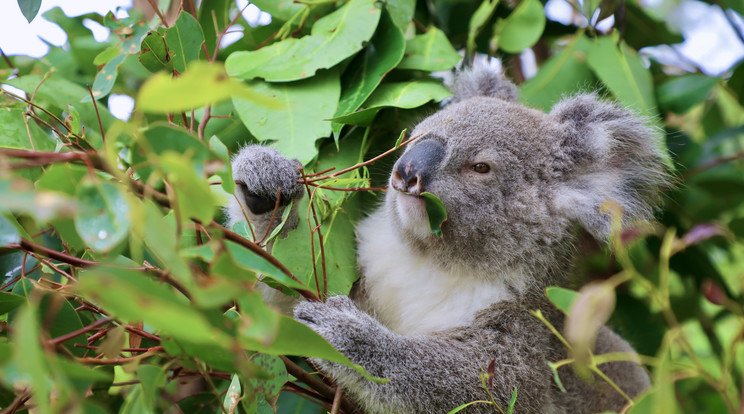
[74,180,131,252]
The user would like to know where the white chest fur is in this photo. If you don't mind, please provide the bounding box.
[356,211,517,335]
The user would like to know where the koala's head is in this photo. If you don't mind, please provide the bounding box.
[385,67,668,279]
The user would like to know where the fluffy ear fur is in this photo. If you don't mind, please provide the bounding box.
[451,65,518,102]
[549,94,669,241]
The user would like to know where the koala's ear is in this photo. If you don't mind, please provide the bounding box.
[549,94,669,241]
[451,66,518,102]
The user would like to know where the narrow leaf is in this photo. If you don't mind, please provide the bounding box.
[421,192,447,237]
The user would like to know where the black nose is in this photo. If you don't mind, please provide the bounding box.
[391,140,444,195]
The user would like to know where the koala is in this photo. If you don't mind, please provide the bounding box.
[227,66,667,413]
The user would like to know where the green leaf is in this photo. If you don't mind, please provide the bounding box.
[332,10,406,138]
[586,34,656,116]
[12,304,52,413]
[209,135,235,194]
[138,201,192,286]
[520,34,595,111]
[545,286,579,314]
[136,365,167,408]
[159,152,217,225]
[657,75,718,114]
[224,374,242,413]
[77,267,231,345]
[240,315,387,384]
[331,79,451,126]
[36,164,87,196]
[74,179,131,252]
[493,0,546,53]
[93,45,120,66]
[507,387,518,414]
[139,31,172,73]
[232,69,340,164]
[6,74,116,148]
[0,104,57,151]
[385,0,415,32]
[0,291,25,315]
[397,27,461,72]
[467,0,500,55]
[0,211,21,245]
[199,0,230,55]
[0,177,77,221]
[84,54,126,102]
[421,192,447,237]
[18,0,41,23]
[248,353,287,398]
[225,0,381,82]
[224,241,309,291]
[65,104,83,136]
[137,61,275,113]
[164,11,205,74]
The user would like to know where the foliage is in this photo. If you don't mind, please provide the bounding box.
[0,0,743,413]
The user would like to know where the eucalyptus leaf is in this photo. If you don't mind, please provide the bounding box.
[545,286,579,314]
[74,179,130,252]
[493,0,546,53]
[18,0,41,23]
[225,0,381,82]
[139,31,172,73]
[331,79,451,126]
[232,69,340,164]
[0,105,57,151]
[421,192,447,237]
[586,34,656,115]
[520,35,594,110]
[332,10,406,138]
[397,28,461,72]
[137,61,275,113]
[657,75,717,114]
[164,11,205,74]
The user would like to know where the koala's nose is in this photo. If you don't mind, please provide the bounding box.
[391,140,444,195]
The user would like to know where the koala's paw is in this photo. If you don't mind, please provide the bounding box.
[294,296,383,358]
[231,145,304,215]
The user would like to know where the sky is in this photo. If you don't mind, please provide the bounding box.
[0,0,743,120]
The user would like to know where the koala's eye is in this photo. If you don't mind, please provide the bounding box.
[472,163,490,174]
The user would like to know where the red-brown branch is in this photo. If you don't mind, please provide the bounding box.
[49,317,113,346]
[211,221,320,302]
[75,346,164,365]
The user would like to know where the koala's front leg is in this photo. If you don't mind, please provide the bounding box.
[227,146,306,313]
[226,145,305,242]
[295,296,552,414]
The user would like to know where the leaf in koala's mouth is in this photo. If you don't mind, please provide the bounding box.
[421,192,447,237]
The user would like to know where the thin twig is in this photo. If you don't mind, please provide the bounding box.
[330,385,343,414]
[75,346,164,365]
[87,85,106,147]
[50,317,113,346]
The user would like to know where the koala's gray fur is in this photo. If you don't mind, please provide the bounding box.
[227,67,667,413]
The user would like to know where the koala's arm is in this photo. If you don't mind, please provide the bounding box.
[226,145,305,238]
[295,296,554,414]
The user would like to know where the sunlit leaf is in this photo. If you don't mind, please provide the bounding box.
[232,69,340,164]
[332,10,405,138]
[331,79,451,126]
[164,11,205,74]
[493,0,545,53]
[225,0,381,82]
[137,62,275,113]
[397,27,460,72]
